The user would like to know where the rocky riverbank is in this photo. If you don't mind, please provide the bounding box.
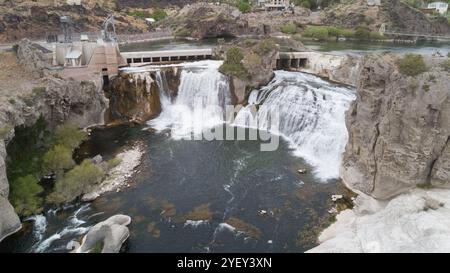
[0,39,108,242]
[309,53,450,252]
[82,144,144,202]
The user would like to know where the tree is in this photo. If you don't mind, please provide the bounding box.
[42,145,75,176]
[47,160,105,204]
[52,123,87,151]
[397,54,427,77]
[9,175,43,216]
[238,0,252,13]
[152,8,168,21]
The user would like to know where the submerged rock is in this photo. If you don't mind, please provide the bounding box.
[73,214,131,253]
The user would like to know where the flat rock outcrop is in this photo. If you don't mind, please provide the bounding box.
[342,53,450,199]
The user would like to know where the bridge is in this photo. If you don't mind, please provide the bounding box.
[121,48,310,69]
[379,23,450,40]
[121,49,214,66]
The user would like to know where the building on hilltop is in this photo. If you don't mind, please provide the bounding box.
[66,0,83,5]
[367,0,381,6]
[427,2,448,14]
[263,0,291,11]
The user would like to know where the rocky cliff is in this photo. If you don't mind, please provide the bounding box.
[342,53,450,199]
[0,39,108,242]
[162,3,262,39]
[0,1,147,42]
[323,0,450,34]
[107,67,181,123]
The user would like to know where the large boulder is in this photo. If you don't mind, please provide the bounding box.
[72,215,132,253]
[341,53,450,199]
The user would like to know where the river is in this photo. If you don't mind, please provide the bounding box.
[1,39,448,253]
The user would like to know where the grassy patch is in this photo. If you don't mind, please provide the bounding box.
[280,23,297,35]
[440,59,450,72]
[396,54,427,77]
[107,156,122,170]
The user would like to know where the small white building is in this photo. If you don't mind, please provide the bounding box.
[427,2,449,14]
[367,0,381,6]
[66,0,82,5]
[264,0,291,10]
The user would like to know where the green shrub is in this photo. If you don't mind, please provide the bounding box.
[225,47,244,65]
[10,175,43,216]
[107,157,122,170]
[237,0,252,13]
[52,124,87,151]
[0,125,13,139]
[301,0,311,9]
[219,47,249,79]
[127,10,150,19]
[303,26,329,40]
[255,39,276,55]
[397,54,427,76]
[354,25,371,39]
[152,8,168,21]
[423,84,430,92]
[441,59,450,72]
[447,52,450,58]
[42,145,75,176]
[47,160,105,204]
[280,23,297,34]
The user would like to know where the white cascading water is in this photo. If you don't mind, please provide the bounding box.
[148,60,231,138]
[234,71,356,181]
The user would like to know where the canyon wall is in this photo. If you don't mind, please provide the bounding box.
[0,39,108,241]
[341,53,450,199]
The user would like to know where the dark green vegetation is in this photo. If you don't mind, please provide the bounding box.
[441,59,450,72]
[6,118,90,216]
[302,25,385,41]
[280,22,298,35]
[292,0,341,9]
[47,160,105,204]
[219,47,249,79]
[237,0,252,13]
[396,54,427,77]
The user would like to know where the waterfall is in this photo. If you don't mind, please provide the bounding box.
[148,60,231,139]
[234,71,356,181]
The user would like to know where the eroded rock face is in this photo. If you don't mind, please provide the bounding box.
[166,3,261,39]
[342,54,450,199]
[108,70,167,123]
